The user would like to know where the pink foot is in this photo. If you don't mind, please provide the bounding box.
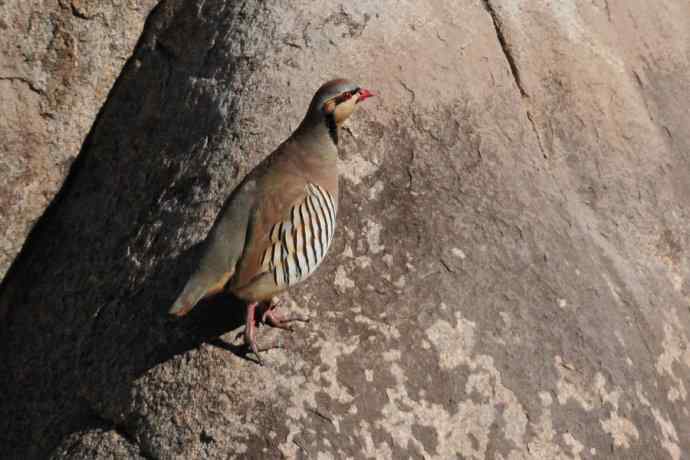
[260,297,310,331]
[242,299,310,364]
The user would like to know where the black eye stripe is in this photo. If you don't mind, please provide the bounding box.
[334,89,359,105]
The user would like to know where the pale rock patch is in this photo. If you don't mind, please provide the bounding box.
[651,408,681,460]
[340,244,354,258]
[338,153,379,185]
[354,314,401,340]
[368,180,384,200]
[364,219,385,254]
[656,309,690,402]
[426,311,477,369]
[334,266,355,290]
[600,413,639,449]
[451,247,466,259]
[355,255,371,269]
[635,382,651,407]
[563,432,585,459]
[393,275,406,288]
[555,357,639,450]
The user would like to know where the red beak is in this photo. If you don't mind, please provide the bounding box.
[357,88,376,103]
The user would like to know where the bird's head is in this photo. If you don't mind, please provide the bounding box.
[307,79,376,127]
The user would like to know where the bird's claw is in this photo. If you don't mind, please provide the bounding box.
[241,300,309,364]
[263,309,309,331]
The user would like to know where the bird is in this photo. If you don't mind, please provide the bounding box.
[169,79,375,363]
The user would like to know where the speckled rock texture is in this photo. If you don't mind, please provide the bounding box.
[0,0,158,279]
[2,0,690,459]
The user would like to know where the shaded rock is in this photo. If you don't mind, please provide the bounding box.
[49,428,146,460]
[0,0,158,278]
[1,0,689,459]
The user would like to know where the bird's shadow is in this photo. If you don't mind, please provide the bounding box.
[74,239,268,410]
[173,291,263,365]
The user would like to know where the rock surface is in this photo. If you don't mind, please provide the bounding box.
[0,0,158,279]
[2,0,690,458]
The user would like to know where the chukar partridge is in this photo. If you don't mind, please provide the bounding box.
[169,79,375,362]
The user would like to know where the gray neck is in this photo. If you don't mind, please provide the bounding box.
[293,113,339,160]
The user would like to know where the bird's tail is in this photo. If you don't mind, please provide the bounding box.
[168,269,233,316]
[168,276,210,317]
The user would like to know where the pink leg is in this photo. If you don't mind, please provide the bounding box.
[243,298,310,364]
[260,296,282,324]
[243,302,262,364]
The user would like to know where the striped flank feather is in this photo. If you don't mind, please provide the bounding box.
[261,183,337,288]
